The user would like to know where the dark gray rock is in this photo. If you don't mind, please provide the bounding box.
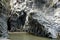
[0,1,9,38]
[10,0,60,38]
[8,10,27,32]
[28,10,58,38]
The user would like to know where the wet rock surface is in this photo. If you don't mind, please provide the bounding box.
[0,0,10,38]
[7,10,27,32]
[28,0,60,38]
[10,0,60,38]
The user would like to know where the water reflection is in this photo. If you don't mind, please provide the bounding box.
[9,32,59,40]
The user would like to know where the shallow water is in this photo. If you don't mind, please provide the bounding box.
[9,32,58,40]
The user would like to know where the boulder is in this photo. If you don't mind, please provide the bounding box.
[28,9,59,38]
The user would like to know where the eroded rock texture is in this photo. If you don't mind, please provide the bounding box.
[28,0,60,38]
[10,0,60,38]
[0,0,10,38]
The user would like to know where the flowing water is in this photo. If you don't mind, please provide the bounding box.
[9,32,58,40]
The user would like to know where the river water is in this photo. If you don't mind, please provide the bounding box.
[9,32,58,40]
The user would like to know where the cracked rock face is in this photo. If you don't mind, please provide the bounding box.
[28,10,58,38]
[28,0,60,38]
[0,0,10,38]
[10,0,60,38]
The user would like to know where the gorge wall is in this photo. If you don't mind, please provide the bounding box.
[9,0,60,38]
